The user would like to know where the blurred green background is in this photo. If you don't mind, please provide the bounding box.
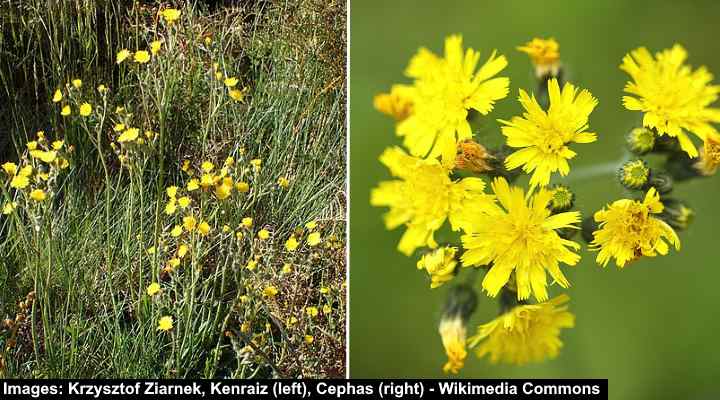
[349,1,720,398]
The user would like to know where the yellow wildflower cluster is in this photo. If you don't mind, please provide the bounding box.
[373,36,716,374]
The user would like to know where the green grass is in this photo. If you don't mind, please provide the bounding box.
[0,0,346,378]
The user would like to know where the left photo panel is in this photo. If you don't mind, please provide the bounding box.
[0,1,346,378]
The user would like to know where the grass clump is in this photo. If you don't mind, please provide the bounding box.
[0,0,346,378]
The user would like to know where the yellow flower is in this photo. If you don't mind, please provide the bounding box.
[235,182,249,192]
[157,316,173,331]
[262,286,278,297]
[319,287,330,294]
[246,259,257,270]
[52,89,63,103]
[178,196,191,208]
[517,38,561,77]
[214,183,233,200]
[183,216,197,232]
[306,306,319,317]
[147,282,161,296]
[187,179,200,191]
[277,176,290,188]
[620,44,720,158]
[198,221,211,236]
[322,304,331,314]
[61,105,71,116]
[303,335,314,344]
[2,162,17,176]
[224,156,235,166]
[305,220,317,230]
[241,217,253,228]
[2,201,17,214]
[164,200,177,215]
[591,187,680,268]
[167,258,180,269]
[29,189,46,202]
[150,40,162,55]
[147,246,156,255]
[468,295,575,365]
[165,186,177,198]
[229,89,245,102]
[250,159,261,170]
[224,77,239,87]
[500,78,598,188]
[117,128,140,143]
[307,232,321,246]
[201,161,214,172]
[396,35,509,164]
[97,84,108,94]
[240,321,251,333]
[438,315,467,374]
[285,236,299,251]
[258,229,270,240]
[170,225,183,237]
[371,147,495,256]
[373,85,413,121]
[72,79,82,88]
[235,231,244,240]
[416,247,458,288]
[116,49,131,64]
[8,169,28,186]
[79,103,92,117]
[695,132,720,176]
[461,177,581,301]
[134,50,150,63]
[177,244,189,258]
[52,140,64,150]
[30,150,57,163]
[282,263,292,274]
[160,8,181,24]
[113,123,125,132]
[200,173,214,189]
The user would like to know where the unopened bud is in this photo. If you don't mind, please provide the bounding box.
[644,171,673,195]
[618,159,649,190]
[626,127,655,155]
[549,185,574,213]
[659,199,694,231]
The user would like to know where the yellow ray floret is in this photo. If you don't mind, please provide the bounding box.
[591,187,680,268]
[371,147,495,256]
[460,177,581,301]
[500,78,598,188]
[395,35,509,165]
[468,294,575,365]
[620,44,720,158]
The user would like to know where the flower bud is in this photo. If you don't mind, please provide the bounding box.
[644,170,673,195]
[581,216,598,244]
[438,284,477,375]
[618,159,649,190]
[416,247,459,289]
[659,199,694,231]
[626,127,655,155]
[549,184,574,213]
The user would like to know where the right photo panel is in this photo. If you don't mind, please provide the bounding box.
[350,1,720,397]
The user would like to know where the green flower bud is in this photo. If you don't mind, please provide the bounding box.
[618,159,650,190]
[626,127,655,155]
[442,284,478,322]
[581,216,598,244]
[659,199,694,230]
[644,170,673,195]
[549,184,574,213]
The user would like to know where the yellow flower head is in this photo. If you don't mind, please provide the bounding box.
[10,175,29,189]
[277,176,290,188]
[241,217,253,228]
[461,177,581,301]
[147,282,161,296]
[2,162,17,176]
[235,181,249,192]
[116,49,131,64]
[215,183,233,200]
[591,187,680,268]
[166,186,178,198]
[258,229,270,240]
[177,244,189,258]
[305,220,318,230]
[201,161,214,172]
[371,147,495,256]
[160,8,181,24]
[396,35,509,164]
[621,44,720,158]
[500,78,598,188]
[72,79,82,89]
[416,247,458,288]
[134,50,150,63]
[187,179,200,191]
[150,41,162,55]
[52,89,63,103]
[285,236,299,251]
[29,189,46,202]
[517,38,561,77]
[164,201,177,215]
[695,132,720,176]
[282,263,292,274]
[306,306,319,317]
[178,196,191,208]
[229,89,245,102]
[468,294,575,365]
[170,225,183,237]
[262,286,279,297]
[61,105,71,116]
[307,232,321,246]
[79,103,92,117]
[250,159,262,170]
[30,150,57,163]
[183,216,197,231]
[157,316,173,331]
[224,77,239,87]
[198,221,211,236]
[373,84,414,121]
[438,315,467,374]
[304,335,314,344]
[3,201,17,215]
